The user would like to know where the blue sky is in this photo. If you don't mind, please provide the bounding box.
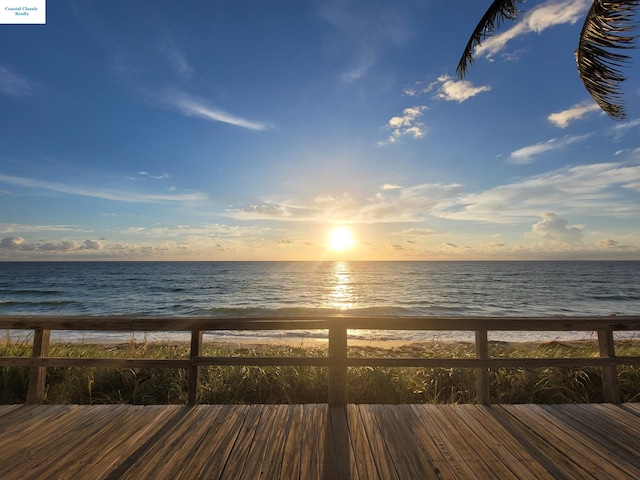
[0,0,639,261]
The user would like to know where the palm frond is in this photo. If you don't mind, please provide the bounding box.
[457,0,525,78]
[577,0,639,119]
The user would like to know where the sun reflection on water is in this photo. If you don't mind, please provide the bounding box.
[326,261,357,310]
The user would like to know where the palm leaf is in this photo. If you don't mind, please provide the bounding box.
[577,0,639,119]
[457,0,525,78]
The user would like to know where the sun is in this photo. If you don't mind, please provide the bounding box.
[328,227,355,251]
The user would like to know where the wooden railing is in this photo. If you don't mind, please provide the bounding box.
[1,315,640,406]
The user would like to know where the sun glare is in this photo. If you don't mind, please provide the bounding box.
[328,227,355,251]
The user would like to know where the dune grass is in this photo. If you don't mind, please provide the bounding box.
[2,338,640,405]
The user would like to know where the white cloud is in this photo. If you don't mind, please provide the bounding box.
[548,102,601,128]
[83,239,102,250]
[475,0,591,59]
[531,213,583,243]
[160,91,270,131]
[431,75,491,103]
[508,134,592,164]
[406,75,490,103]
[0,66,33,97]
[379,106,427,145]
[0,173,207,203]
[137,171,171,180]
[0,237,104,252]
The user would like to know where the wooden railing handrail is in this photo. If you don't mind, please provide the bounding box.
[1,314,640,331]
[1,315,639,405]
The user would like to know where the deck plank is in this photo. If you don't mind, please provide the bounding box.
[410,404,483,479]
[357,404,400,479]
[0,405,96,478]
[375,405,443,480]
[462,405,553,479]
[240,403,291,479]
[538,404,640,479]
[1,403,639,479]
[438,405,522,479]
[189,405,253,479]
[392,405,461,480]
[330,406,359,480]
[522,404,638,480]
[0,404,22,419]
[298,403,335,480]
[346,404,380,480]
[216,404,264,480]
[279,404,304,479]
[496,405,603,480]
[78,405,179,480]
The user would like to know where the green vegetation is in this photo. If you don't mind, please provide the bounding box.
[2,339,640,405]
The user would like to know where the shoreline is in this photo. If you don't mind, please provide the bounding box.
[8,329,635,347]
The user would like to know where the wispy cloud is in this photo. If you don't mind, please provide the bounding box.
[0,223,82,234]
[317,0,410,82]
[406,75,490,103]
[0,174,207,203]
[229,158,640,227]
[508,134,592,164]
[440,160,640,223]
[378,106,427,145]
[548,102,601,128]
[341,48,376,82]
[610,119,640,140]
[228,182,462,223]
[158,30,194,79]
[160,90,270,131]
[474,0,590,60]
[0,66,34,97]
[137,171,171,180]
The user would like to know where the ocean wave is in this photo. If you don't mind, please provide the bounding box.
[589,294,640,301]
[192,305,417,317]
[0,299,75,307]
[1,289,63,296]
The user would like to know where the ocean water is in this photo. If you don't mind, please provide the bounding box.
[1,261,639,344]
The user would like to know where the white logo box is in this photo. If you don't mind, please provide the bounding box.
[1,0,46,24]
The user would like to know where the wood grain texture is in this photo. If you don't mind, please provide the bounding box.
[1,404,640,479]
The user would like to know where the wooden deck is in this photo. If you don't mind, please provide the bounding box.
[1,403,640,479]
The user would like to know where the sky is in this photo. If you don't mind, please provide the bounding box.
[0,0,639,261]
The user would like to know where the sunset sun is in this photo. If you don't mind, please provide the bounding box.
[328,227,355,251]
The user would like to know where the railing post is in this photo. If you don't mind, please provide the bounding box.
[26,328,50,405]
[188,329,203,405]
[328,323,347,407]
[475,329,490,404]
[598,329,621,404]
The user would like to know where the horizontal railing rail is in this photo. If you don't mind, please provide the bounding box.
[1,315,639,405]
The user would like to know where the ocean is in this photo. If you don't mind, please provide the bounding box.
[1,261,639,344]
